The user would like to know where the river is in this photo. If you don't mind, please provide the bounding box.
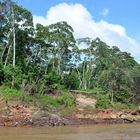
[0,124,140,140]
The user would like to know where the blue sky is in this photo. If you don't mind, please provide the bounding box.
[15,0,140,62]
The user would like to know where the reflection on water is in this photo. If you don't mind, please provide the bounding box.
[0,124,140,140]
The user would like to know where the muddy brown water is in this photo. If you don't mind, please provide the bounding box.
[0,124,140,140]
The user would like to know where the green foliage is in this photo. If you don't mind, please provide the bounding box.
[112,103,129,111]
[92,87,104,94]
[127,103,137,110]
[1,0,140,111]
[4,65,23,89]
[37,92,76,109]
[95,94,111,109]
[0,86,76,111]
[45,71,61,89]
[1,86,23,100]
[0,86,37,104]
[112,102,137,111]
[63,70,79,90]
[37,95,60,109]
[58,92,76,107]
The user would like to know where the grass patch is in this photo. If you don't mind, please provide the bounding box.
[112,102,137,111]
[0,86,38,105]
[59,107,77,116]
[36,92,76,110]
[0,86,76,114]
[112,103,129,111]
[0,86,23,100]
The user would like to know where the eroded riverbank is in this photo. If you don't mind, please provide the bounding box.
[0,102,140,127]
[0,92,140,127]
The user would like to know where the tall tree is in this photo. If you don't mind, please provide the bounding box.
[48,21,76,75]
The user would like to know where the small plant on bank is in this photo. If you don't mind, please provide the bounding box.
[95,94,112,109]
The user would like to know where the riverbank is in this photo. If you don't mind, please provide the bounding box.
[0,101,140,127]
[0,87,140,127]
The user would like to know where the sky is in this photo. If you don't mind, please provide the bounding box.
[14,0,140,62]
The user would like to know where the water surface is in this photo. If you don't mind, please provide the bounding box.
[0,124,140,140]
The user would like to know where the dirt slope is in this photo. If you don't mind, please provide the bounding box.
[76,94,97,111]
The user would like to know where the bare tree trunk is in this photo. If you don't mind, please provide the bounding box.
[82,61,86,89]
[1,47,7,65]
[57,50,64,75]
[45,60,50,75]
[12,7,16,67]
[76,67,82,89]
[4,44,11,68]
[52,55,55,71]
[111,91,114,104]
[1,33,11,64]
[111,81,114,104]
[57,55,62,75]
[84,81,87,90]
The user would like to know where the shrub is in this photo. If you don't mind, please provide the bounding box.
[127,103,137,110]
[95,94,111,109]
[0,86,37,105]
[36,92,76,110]
[63,71,79,90]
[1,86,23,100]
[45,71,61,89]
[58,92,76,107]
[4,65,23,89]
[112,102,129,111]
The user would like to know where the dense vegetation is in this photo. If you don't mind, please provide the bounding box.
[0,0,140,109]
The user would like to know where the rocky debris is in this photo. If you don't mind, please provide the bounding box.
[0,102,33,127]
[31,117,68,127]
[75,109,140,124]
[0,102,69,127]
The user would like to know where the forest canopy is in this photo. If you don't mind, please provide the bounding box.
[0,0,140,105]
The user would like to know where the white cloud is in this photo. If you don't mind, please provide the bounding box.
[100,8,109,17]
[33,3,140,61]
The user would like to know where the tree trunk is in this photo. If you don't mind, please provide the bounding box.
[12,7,16,67]
[76,68,82,89]
[84,80,87,90]
[82,61,86,89]
[1,33,11,64]
[111,91,114,104]
[57,58,61,75]
[4,44,11,68]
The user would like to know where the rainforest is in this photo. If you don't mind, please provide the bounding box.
[0,0,140,127]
